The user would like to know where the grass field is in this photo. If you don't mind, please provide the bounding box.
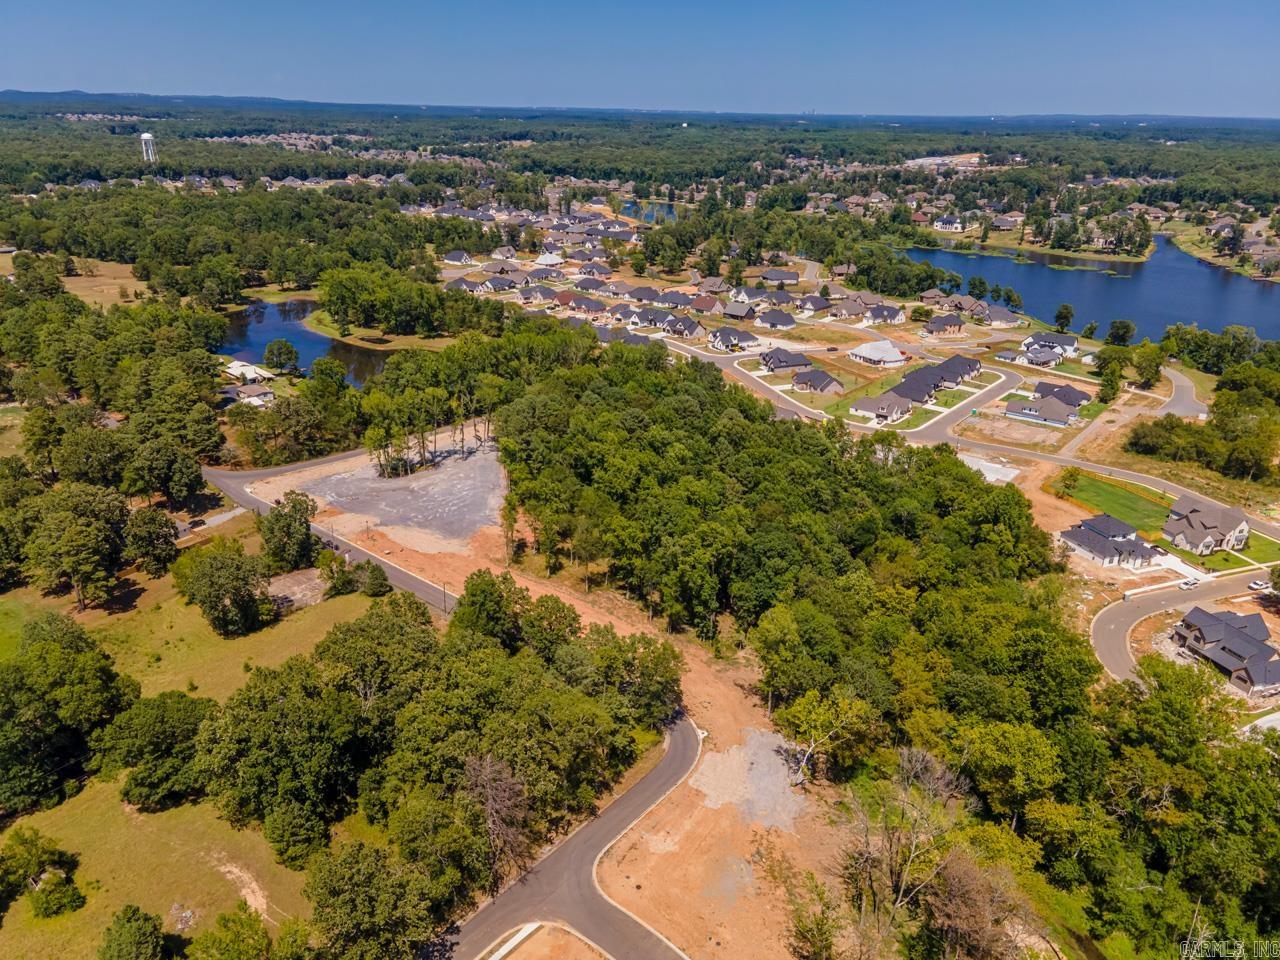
[0,404,26,458]
[0,780,310,959]
[1049,471,1173,536]
[934,388,974,408]
[889,406,944,431]
[62,259,146,309]
[1161,540,1251,572]
[302,308,455,352]
[1240,535,1280,565]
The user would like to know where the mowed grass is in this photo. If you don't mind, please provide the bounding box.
[0,780,310,959]
[1240,535,1280,565]
[0,513,372,700]
[1050,471,1174,536]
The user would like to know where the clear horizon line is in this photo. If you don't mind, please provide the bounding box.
[3,88,1279,124]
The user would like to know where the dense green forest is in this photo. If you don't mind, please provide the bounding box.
[1125,325,1280,482]
[494,343,1280,953]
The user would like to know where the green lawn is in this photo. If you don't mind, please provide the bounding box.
[1050,471,1174,536]
[1240,534,1280,565]
[0,781,310,959]
[934,388,974,408]
[1077,401,1108,420]
[1000,391,1030,402]
[889,406,943,431]
[972,371,1001,386]
[1161,540,1252,573]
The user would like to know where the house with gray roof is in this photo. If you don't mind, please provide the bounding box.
[723,301,757,322]
[793,369,842,395]
[1060,514,1158,569]
[759,348,811,374]
[1163,495,1249,555]
[852,392,913,424]
[1174,606,1280,694]
[1032,381,1090,408]
[708,326,760,352]
[1005,395,1078,427]
[761,268,799,285]
[755,309,797,330]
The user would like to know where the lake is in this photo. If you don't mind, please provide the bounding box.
[620,199,680,223]
[905,235,1280,341]
[222,299,386,385]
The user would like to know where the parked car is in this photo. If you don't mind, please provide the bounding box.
[1178,578,1200,590]
[1249,579,1271,591]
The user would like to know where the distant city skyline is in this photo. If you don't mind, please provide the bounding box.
[3,1,1278,119]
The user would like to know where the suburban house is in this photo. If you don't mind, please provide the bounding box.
[921,314,965,339]
[233,383,275,408]
[689,294,724,315]
[708,326,760,352]
[1059,514,1158,569]
[992,212,1026,230]
[491,245,517,260]
[984,305,1024,328]
[1163,495,1250,555]
[848,341,909,368]
[865,304,906,326]
[699,277,731,294]
[723,301,757,322]
[886,368,940,405]
[224,360,276,384]
[933,215,965,232]
[797,295,831,317]
[442,250,474,265]
[1031,381,1090,408]
[761,268,800,285]
[759,348,812,374]
[755,308,797,330]
[1005,395,1079,427]
[919,288,947,305]
[852,392,913,424]
[662,316,705,339]
[792,369,842,395]
[934,354,982,384]
[1022,332,1079,358]
[1174,606,1280,694]
[730,287,767,303]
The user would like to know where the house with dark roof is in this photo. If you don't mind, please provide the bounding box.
[921,314,965,339]
[1163,495,1250,555]
[984,304,1023,328]
[1060,514,1158,569]
[755,309,797,330]
[662,316,705,339]
[852,392,913,424]
[935,355,982,383]
[797,295,831,317]
[792,369,842,395]
[866,304,906,326]
[708,327,760,352]
[933,215,964,232]
[1032,382,1091,408]
[1021,332,1079,358]
[442,250,474,265]
[761,268,799,285]
[1174,606,1280,694]
[1005,395,1078,427]
[723,301,757,322]
[445,278,484,293]
[759,348,812,374]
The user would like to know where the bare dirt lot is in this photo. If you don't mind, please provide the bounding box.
[63,258,146,308]
[507,924,605,960]
[253,438,861,960]
[599,645,845,960]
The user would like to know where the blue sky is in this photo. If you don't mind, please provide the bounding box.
[3,1,1277,117]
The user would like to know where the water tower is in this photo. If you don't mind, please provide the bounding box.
[140,132,157,163]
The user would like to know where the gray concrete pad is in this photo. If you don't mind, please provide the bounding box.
[299,445,506,542]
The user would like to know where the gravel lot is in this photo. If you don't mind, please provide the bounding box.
[298,445,506,544]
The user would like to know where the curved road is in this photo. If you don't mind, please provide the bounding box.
[203,457,701,959]
[201,349,1256,957]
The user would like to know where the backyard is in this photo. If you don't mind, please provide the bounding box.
[1048,470,1173,536]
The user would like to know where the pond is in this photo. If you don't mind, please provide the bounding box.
[222,299,387,385]
[905,235,1280,341]
[620,199,681,223]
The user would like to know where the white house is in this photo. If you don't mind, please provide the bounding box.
[225,360,277,383]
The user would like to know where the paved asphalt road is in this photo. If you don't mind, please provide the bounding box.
[201,347,1259,957]
[441,717,700,960]
[202,458,701,960]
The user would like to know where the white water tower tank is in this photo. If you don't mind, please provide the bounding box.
[140,132,157,163]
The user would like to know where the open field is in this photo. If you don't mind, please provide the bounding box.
[1073,414,1277,511]
[0,780,310,959]
[1046,470,1173,536]
[0,512,372,699]
[302,307,457,352]
[61,259,146,308]
[0,403,25,458]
